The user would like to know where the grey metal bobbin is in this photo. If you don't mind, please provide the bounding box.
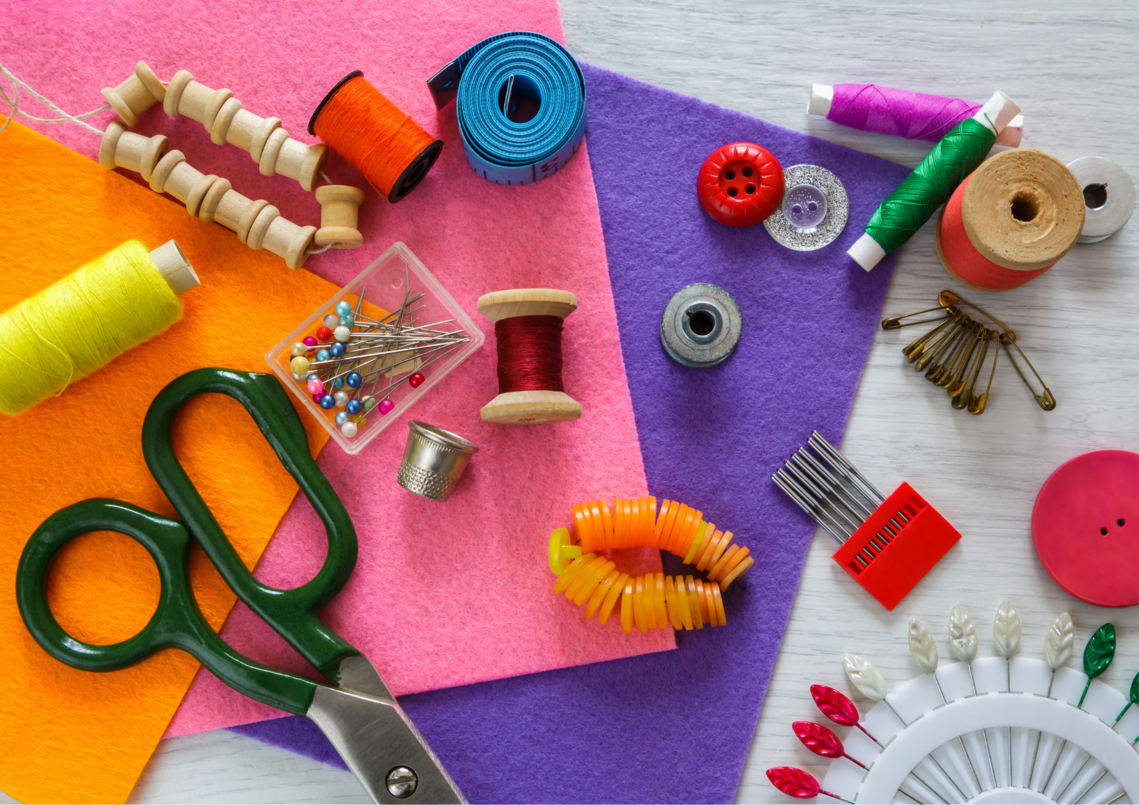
[659,283,742,368]
[397,421,478,501]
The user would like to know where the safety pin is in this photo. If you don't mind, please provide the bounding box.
[953,329,990,410]
[928,320,977,385]
[946,324,985,397]
[1000,332,1057,411]
[947,293,1015,335]
[903,311,965,363]
[881,304,954,330]
[915,314,970,373]
[953,329,988,409]
[969,330,1001,415]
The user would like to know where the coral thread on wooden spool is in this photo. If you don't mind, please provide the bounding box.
[936,149,1085,292]
[163,69,328,191]
[477,289,583,425]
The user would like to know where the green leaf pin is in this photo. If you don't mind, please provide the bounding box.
[1115,670,1138,725]
[1078,623,1116,708]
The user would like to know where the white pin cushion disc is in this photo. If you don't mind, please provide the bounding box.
[821,657,1139,805]
[1032,449,1139,607]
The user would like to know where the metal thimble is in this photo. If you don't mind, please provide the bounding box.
[397,421,478,501]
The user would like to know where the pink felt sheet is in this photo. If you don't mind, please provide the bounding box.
[0,0,672,737]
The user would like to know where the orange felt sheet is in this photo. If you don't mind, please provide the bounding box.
[0,120,337,804]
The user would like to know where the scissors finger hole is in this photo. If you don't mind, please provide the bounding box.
[48,532,161,645]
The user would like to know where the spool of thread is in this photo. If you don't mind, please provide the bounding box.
[1067,157,1136,243]
[477,288,582,424]
[848,90,1021,272]
[936,149,1084,292]
[163,69,329,192]
[0,240,198,416]
[807,84,1023,147]
[309,71,443,203]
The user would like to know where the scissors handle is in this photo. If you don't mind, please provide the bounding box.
[140,368,359,682]
[17,499,318,715]
[16,368,360,713]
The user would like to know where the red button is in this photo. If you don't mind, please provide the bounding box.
[1032,449,1139,607]
[697,142,784,227]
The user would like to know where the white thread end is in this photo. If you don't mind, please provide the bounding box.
[848,233,886,271]
[807,84,834,117]
[150,240,200,296]
[974,91,1020,134]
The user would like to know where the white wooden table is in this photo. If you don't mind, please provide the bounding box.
[8,1,1135,802]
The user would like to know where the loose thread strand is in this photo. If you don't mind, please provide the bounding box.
[0,64,108,135]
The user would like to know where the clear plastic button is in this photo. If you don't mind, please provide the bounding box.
[782,183,828,231]
[763,164,848,251]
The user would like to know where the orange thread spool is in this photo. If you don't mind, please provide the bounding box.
[309,71,443,202]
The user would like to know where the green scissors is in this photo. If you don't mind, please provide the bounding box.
[16,368,464,804]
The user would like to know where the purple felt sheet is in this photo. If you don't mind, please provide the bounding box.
[232,65,909,803]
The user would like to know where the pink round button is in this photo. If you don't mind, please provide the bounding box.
[1032,449,1139,607]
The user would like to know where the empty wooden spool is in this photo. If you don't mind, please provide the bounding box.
[477,288,583,425]
[164,69,328,191]
[315,185,365,248]
[99,131,316,270]
[98,122,168,181]
[101,61,166,128]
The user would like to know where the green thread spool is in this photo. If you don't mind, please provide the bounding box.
[849,91,1020,271]
[0,239,198,415]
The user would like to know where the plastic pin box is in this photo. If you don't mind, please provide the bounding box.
[266,242,483,455]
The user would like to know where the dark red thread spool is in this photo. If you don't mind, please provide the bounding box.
[477,289,583,425]
[495,316,566,393]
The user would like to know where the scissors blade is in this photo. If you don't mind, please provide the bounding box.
[307,685,466,804]
[335,654,395,702]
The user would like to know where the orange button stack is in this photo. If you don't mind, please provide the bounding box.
[549,496,754,633]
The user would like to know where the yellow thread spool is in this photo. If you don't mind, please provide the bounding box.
[0,240,199,415]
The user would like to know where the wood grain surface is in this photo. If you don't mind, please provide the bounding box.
[4,1,1134,803]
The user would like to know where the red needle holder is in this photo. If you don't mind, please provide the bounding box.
[772,431,960,610]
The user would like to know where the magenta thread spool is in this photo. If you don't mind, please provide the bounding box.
[808,83,1023,147]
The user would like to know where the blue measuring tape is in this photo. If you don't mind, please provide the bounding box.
[426,32,586,185]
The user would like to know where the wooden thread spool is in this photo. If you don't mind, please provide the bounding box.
[100,131,316,269]
[477,289,583,425]
[164,69,328,192]
[98,122,168,181]
[315,185,365,249]
[101,61,166,128]
[936,149,1085,292]
[147,239,200,296]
